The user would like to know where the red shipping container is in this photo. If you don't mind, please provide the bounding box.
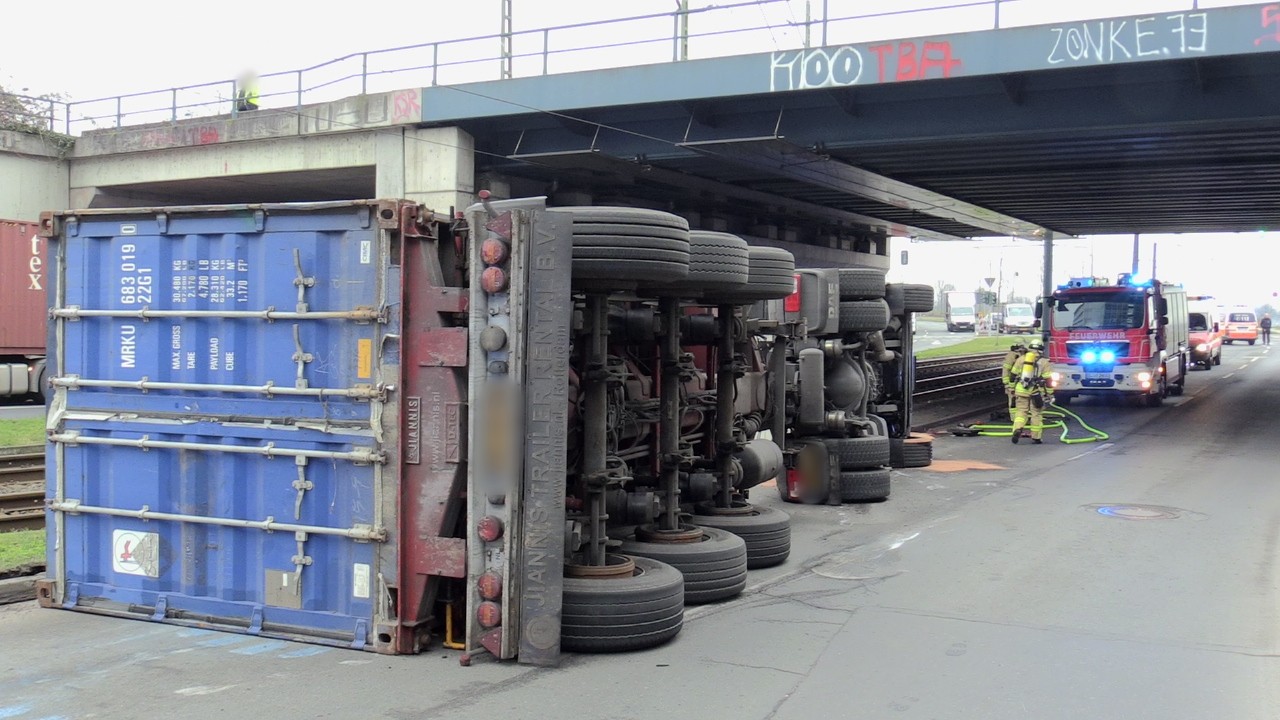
[0,219,47,355]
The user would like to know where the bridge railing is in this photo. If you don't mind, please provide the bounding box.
[12,0,1248,136]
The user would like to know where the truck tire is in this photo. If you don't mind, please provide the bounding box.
[889,433,933,469]
[902,284,935,313]
[839,300,890,333]
[702,247,795,304]
[691,502,791,569]
[656,231,750,293]
[561,556,685,653]
[618,527,748,605]
[838,268,886,300]
[823,436,891,469]
[840,468,891,502]
[551,206,690,231]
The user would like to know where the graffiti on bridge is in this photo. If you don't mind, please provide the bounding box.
[1047,12,1208,65]
[770,40,962,92]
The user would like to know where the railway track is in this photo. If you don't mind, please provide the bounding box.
[0,446,44,532]
[914,352,1004,399]
[0,355,1003,534]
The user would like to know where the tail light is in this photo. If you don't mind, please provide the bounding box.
[784,274,802,313]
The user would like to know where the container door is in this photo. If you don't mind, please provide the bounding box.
[44,203,398,650]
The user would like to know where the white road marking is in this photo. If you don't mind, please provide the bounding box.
[1066,442,1114,462]
[174,686,237,696]
[1224,373,1235,378]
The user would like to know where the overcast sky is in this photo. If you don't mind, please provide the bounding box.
[3,0,1268,303]
[888,233,1280,309]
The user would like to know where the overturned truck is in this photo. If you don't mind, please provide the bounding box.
[38,197,931,665]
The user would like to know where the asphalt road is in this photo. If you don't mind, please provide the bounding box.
[2,343,1277,719]
[0,397,44,419]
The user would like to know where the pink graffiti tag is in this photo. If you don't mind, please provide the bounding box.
[392,90,422,123]
[1256,4,1280,46]
[867,40,962,83]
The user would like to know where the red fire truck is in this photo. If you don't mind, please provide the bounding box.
[1044,274,1190,407]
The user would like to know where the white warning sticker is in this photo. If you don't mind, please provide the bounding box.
[112,529,161,577]
[353,563,370,599]
[360,240,371,265]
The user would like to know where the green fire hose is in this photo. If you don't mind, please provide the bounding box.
[958,402,1110,444]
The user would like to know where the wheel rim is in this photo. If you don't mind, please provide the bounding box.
[565,553,637,579]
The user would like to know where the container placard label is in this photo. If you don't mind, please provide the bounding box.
[112,529,161,578]
[353,563,371,599]
[360,240,372,265]
[357,339,373,379]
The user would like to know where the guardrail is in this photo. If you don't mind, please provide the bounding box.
[4,0,1245,136]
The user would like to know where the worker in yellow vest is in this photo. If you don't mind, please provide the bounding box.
[1011,339,1054,444]
[236,71,260,112]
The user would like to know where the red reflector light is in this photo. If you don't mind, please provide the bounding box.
[477,601,502,628]
[481,238,509,266]
[481,267,509,294]
[784,274,802,312]
[478,571,504,601]
[477,515,505,543]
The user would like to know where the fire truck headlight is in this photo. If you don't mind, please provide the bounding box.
[1137,371,1152,382]
[1196,343,1208,352]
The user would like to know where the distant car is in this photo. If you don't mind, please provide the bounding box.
[1224,311,1258,345]
[1188,311,1223,368]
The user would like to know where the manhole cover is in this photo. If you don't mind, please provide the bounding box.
[1084,504,1182,520]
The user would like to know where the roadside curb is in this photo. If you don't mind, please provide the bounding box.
[0,573,39,605]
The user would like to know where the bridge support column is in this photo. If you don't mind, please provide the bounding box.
[378,126,476,216]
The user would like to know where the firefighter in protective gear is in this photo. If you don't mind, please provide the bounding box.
[1011,339,1054,444]
[1001,341,1028,420]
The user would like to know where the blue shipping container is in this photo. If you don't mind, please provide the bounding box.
[42,201,466,652]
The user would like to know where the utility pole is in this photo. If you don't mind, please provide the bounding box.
[677,0,690,61]
[1131,232,1140,275]
[1042,233,1054,345]
[501,0,513,79]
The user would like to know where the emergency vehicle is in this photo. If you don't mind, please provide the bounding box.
[1043,274,1190,406]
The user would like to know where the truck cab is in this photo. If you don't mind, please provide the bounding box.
[1045,275,1189,406]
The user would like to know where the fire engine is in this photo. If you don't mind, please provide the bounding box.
[1044,274,1189,406]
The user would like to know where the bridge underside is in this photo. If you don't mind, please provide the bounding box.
[459,53,1280,239]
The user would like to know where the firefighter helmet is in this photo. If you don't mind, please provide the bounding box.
[1028,339,1045,352]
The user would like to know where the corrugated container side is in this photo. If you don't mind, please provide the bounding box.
[43,201,469,653]
[0,219,47,355]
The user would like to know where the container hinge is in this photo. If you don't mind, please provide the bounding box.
[155,212,170,234]
[291,531,312,597]
[292,457,313,520]
[291,324,313,389]
[292,248,315,313]
[152,594,169,621]
[254,209,267,232]
[62,583,80,609]
[249,606,265,634]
